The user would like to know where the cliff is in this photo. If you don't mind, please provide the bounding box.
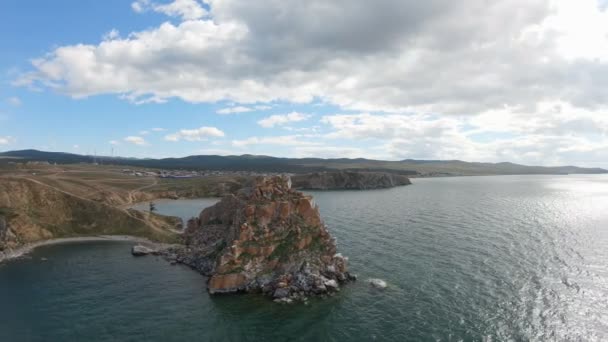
[169,176,354,301]
[291,171,411,190]
[0,178,179,251]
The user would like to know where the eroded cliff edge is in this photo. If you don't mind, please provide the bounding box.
[291,171,411,190]
[167,176,354,301]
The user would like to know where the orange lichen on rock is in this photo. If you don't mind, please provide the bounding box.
[174,176,355,300]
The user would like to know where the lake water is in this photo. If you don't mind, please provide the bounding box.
[130,198,219,224]
[1,175,607,341]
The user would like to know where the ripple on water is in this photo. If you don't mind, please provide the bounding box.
[0,175,607,341]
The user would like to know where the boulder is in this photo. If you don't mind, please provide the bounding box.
[208,273,248,294]
[131,245,153,256]
[273,287,290,299]
[324,279,339,290]
[369,278,387,289]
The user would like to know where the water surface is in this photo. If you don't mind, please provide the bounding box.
[1,175,607,341]
[130,198,219,223]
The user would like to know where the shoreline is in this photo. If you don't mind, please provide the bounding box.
[0,235,169,264]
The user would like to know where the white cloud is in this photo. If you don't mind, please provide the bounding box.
[231,135,321,147]
[20,0,598,114]
[293,146,368,159]
[132,0,207,21]
[6,97,21,107]
[165,126,225,141]
[151,127,166,132]
[14,0,608,166]
[103,29,120,41]
[319,107,608,166]
[124,136,147,145]
[217,106,253,114]
[217,105,274,114]
[109,140,120,145]
[0,136,14,145]
[258,112,311,128]
[139,130,150,135]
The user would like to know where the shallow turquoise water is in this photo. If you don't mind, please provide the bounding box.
[1,175,607,341]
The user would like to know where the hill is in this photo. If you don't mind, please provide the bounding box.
[0,149,605,176]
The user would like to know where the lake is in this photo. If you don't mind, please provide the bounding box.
[1,175,607,341]
[130,198,219,224]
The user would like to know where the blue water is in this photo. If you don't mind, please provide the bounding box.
[130,198,219,224]
[1,175,607,341]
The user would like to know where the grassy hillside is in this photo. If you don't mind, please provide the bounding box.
[1,149,605,176]
[0,177,179,250]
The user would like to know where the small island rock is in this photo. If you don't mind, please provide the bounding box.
[369,278,388,289]
[169,176,355,300]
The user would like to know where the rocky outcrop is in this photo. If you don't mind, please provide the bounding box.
[132,244,154,256]
[168,176,355,300]
[291,171,411,190]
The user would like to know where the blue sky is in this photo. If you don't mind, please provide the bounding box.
[2,0,608,167]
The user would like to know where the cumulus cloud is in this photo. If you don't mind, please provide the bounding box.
[0,136,14,145]
[6,97,21,107]
[124,136,147,145]
[320,108,608,166]
[293,146,368,159]
[132,0,207,21]
[109,140,120,145]
[13,0,608,166]
[258,112,311,128]
[21,0,593,113]
[165,126,225,141]
[231,135,320,147]
[217,105,273,114]
[217,106,253,114]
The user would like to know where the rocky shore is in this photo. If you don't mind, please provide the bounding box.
[291,171,411,190]
[153,176,356,302]
[0,235,169,264]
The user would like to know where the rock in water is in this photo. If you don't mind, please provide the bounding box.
[132,244,153,256]
[176,176,354,299]
[369,278,387,289]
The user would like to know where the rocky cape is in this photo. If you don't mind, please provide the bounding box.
[291,171,411,190]
[160,176,355,302]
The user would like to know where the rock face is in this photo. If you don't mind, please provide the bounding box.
[172,176,354,299]
[0,215,7,250]
[291,171,411,190]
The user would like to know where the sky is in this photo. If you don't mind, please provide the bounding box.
[1,0,608,167]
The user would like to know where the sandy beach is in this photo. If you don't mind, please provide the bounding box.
[0,235,166,264]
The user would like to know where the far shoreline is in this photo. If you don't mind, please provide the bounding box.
[0,235,171,264]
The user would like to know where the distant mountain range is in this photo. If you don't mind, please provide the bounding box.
[1,149,606,176]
